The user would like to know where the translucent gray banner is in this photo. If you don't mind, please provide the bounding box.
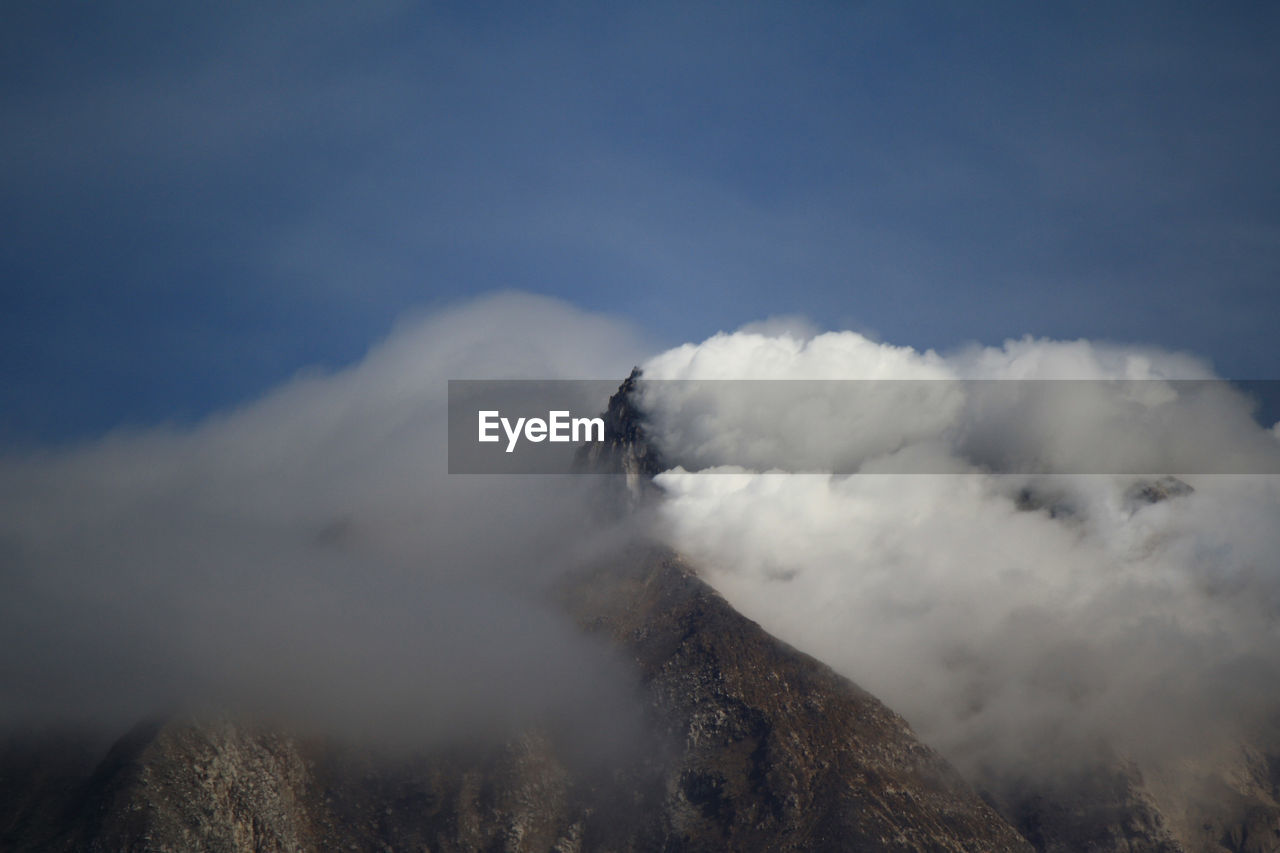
[448,379,1280,475]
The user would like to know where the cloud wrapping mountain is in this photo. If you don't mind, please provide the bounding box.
[640,327,1280,778]
[4,294,1279,791]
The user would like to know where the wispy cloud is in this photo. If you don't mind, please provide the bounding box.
[0,293,650,741]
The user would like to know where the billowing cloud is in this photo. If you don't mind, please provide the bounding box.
[638,330,1280,475]
[641,326,1280,780]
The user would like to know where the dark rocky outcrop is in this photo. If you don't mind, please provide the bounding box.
[573,369,667,507]
[1124,475,1195,510]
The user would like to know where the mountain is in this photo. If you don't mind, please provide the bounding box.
[0,373,1032,852]
[9,373,1277,852]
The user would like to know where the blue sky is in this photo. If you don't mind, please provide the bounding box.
[3,2,1278,444]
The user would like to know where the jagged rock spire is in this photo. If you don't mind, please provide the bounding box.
[574,368,667,503]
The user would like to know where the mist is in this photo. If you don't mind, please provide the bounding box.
[7,296,1280,790]
[638,326,1280,781]
[0,292,652,743]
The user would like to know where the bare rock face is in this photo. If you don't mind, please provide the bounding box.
[2,721,313,852]
[572,368,667,506]
[559,549,1032,852]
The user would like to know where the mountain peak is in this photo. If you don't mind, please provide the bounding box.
[574,368,667,501]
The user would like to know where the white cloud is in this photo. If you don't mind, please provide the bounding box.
[637,331,1279,476]
[642,327,1280,780]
